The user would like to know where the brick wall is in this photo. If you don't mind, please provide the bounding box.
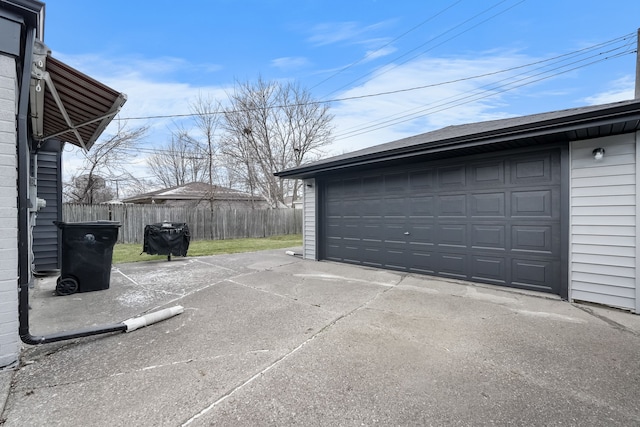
[0,54,19,369]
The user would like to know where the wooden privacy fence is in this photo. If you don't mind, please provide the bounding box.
[62,204,303,244]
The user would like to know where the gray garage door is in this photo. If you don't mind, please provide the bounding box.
[322,148,562,294]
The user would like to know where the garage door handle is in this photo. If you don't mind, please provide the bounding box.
[404,232,410,235]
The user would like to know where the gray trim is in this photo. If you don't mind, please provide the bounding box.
[0,8,23,56]
[0,0,44,36]
[560,143,570,300]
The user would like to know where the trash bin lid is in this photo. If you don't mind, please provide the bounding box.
[54,220,121,228]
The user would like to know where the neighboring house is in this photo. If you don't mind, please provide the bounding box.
[122,182,270,209]
[1,0,126,368]
[276,99,640,314]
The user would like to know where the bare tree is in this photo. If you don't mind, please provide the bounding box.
[190,94,222,194]
[64,174,115,204]
[64,122,148,203]
[221,78,333,207]
[146,131,208,187]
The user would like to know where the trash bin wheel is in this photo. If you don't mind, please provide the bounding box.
[56,276,79,296]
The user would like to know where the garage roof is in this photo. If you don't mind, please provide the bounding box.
[276,99,640,179]
[30,41,127,151]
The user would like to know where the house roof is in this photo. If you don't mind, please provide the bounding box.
[122,182,266,204]
[275,99,640,179]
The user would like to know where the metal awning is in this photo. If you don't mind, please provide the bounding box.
[29,40,127,151]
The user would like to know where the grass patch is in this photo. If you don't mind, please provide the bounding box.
[112,234,302,264]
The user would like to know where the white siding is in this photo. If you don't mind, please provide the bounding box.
[0,54,19,368]
[302,178,316,260]
[570,133,638,311]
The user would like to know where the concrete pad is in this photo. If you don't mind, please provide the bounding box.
[191,274,640,426]
[2,249,640,426]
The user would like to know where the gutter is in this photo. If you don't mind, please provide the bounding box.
[275,101,640,179]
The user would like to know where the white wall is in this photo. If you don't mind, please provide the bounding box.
[570,133,638,311]
[303,179,316,260]
[0,53,19,368]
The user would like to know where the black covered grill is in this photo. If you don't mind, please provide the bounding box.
[142,222,190,260]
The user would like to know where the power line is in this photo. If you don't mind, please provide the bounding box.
[114,32,637,123]
[320,0,524,100]
[309,0,464,91]
[79,44,636,180]
[333,33,637,137]
[333,48,637,141]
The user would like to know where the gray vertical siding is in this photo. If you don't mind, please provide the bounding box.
[570,133,637,311]
[33,144,62,272]
[303,179,317,260]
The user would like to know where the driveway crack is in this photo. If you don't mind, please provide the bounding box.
[180,273,405,425]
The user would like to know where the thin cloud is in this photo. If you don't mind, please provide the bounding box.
[327,53,550,154]
[307,20,393,47]
[52,52,223,82]
[583,75,635,105]
[271,56,311,70]
[362,46,397,62]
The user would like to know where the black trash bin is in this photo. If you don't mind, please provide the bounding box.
[142,222,190,261]
[55,221,121,296]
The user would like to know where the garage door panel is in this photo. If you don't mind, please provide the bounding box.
[409,195,436,217]
[512,225,553,253]
[408,250,435,274]
[342,200,363,217]
[360,245,385,267]
[471,225,506,249]
[511,154,552,184]
[361,222,383,241]
[321,148,561,295]
[408,223,435,245]
[342,178,362,197]
[384,172,408,193]
[472,161,505,185]
[326,200,343,217]
[409,169,434,190]
[437,252,467,278]
[363,175,383,194]
[384,249,408,270]
[325,180,343,199]
[438,165,466,187]
[438,194,467,216]
[471,192,506,217]
[512,258,556,291]
[438,224,467,247]
[471,255,507,284]
[383,197,407,217]
[512,190,553,217]
[360,199,383,217]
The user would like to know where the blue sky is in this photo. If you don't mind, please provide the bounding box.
[44,0,640,182]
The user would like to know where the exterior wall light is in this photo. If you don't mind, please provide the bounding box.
[592,148,605,161]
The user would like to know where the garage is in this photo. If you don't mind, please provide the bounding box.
[320,147,563,294]
[276,100,640,310]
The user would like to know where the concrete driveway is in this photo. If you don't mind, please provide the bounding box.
[2,248,640,426]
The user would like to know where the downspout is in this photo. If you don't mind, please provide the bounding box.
[635,28,640,100]
[17,29,183,344]
[636,27,640,314]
